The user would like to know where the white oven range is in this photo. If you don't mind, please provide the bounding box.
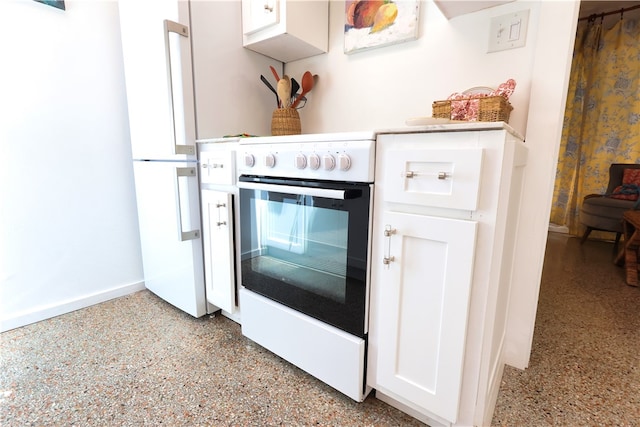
[236,131,376,401]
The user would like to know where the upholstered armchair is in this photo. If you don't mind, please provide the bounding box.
[580,163,640,248]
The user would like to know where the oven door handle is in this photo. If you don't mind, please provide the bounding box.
[237,181,350,200]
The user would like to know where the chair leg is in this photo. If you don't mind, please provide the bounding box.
[581,227,593,245]
[613,232,622,253]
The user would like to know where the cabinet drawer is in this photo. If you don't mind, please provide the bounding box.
[200,149,236,185]
[383,148,483,210]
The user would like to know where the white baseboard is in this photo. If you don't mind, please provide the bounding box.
[220,308,242,324]
[482,357,507,426]
[374,389,450,427]
[548,223,569,233]
[0,281,146,332]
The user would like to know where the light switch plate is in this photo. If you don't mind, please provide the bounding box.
[488,9,529,53]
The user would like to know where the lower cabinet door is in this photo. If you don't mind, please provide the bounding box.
[371,211,477,423]
[201,189,235,313]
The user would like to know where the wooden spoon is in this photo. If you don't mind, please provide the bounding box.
[270,65,280,84]
[291,71,313,109]
[277,75,291,108]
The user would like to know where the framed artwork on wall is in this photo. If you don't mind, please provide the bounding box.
[344,0,420,54]
[34,0,65,10]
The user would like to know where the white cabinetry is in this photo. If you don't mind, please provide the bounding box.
[243,0,279,34]
[198,142,240,318]
[201,190,235,313]
[433,1,513,19]
[242,0,328,62]
[373,213,477,424]
[368,125,527,426]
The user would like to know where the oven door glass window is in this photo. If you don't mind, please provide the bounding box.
[239,177,371,338]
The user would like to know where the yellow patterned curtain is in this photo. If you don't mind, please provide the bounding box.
[550,17,640,237]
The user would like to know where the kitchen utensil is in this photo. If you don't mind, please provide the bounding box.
[292,95,307,109]
[291,71,313,109]
[277,75,291,108]
[290,78,300,98]
[261,74,279,107]
[270,66,280,84]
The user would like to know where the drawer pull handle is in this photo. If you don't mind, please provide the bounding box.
[383,256,395,265]
[404,171,450,180]
[203,163,224,169]
[217,221,227,227]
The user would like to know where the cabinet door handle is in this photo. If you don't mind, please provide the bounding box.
[383,225,396,268]
[216,200,227,228]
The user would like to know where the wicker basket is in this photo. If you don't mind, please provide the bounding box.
[432,96,513,123]
[271,108,301,136]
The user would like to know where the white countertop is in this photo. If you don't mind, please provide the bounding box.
[196,122,524,144]
[196,136,241,144]
[377,120,524,141]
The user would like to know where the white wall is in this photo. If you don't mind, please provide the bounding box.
[0,0,144,331]
[191,1,282,138]
[284,0,580,368]
[285,0,539,136]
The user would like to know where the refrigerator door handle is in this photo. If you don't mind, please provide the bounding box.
[176,167,200,241]
[164,19,195,156]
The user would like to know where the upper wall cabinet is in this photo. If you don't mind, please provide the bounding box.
[242,0,328,63]
[434,0,513,19]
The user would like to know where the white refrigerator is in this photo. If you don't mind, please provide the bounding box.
[118,0,281,317]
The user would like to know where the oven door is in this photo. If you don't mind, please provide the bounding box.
[238,176,372,338]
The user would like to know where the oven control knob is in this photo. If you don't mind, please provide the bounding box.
[264,153,276,168]
[244,153,255,168]
[323,154,336,171]
[338,154,351,171]
[309,153,321,170]
[295,153,307,169]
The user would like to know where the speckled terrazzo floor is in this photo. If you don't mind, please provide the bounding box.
[492,233,640,426]
[1,233,639,426]
[0,289,423,426]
